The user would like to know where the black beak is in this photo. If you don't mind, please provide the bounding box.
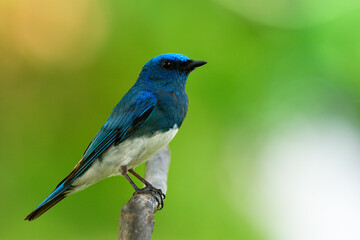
[183,60,207,71]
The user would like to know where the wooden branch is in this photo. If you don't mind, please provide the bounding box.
[118,146,170,240]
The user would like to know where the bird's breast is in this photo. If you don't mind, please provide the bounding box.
[122,125,179,168]
[102,124,178,169]
[155,91,188,128]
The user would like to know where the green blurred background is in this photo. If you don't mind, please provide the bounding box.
[1,0,360,239]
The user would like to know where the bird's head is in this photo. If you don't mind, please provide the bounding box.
[137,53,207,90]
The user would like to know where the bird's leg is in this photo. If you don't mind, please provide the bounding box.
[129,168,165,196]
[129,168,165,209]
[119,165,141,192]
[129,169,152,187]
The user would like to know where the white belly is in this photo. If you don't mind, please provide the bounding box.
[70,125,178,193]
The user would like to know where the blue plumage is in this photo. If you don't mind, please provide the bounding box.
[25,53,206,221]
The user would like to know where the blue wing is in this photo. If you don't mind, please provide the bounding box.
[65,90,157,185]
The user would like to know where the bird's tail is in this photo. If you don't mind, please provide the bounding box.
[25,182,69,221]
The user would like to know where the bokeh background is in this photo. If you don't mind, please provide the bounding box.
[1,0,360,239]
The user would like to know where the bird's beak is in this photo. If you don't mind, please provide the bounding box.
[183,60,207,71]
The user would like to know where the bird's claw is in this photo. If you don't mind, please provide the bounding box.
[133,184,165,210]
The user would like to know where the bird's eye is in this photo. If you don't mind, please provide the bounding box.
[161,60,174,70]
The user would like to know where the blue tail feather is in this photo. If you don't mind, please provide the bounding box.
[25,182,68,221]
[35,182,66,209]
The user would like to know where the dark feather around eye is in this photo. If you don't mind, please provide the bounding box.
[161,60,174,70]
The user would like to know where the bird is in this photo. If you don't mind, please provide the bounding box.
[24,53,206,221]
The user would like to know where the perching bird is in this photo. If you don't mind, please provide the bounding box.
[25,53,206,221]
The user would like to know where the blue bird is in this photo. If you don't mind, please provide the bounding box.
[25,53,206,221]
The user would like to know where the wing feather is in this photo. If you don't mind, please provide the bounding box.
[60,90,157,187]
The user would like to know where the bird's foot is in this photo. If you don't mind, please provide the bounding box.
[134,184,165,210]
